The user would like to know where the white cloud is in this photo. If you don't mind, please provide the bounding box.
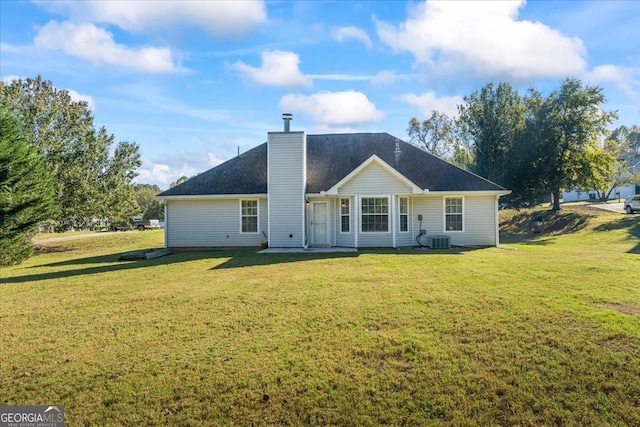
[585,65,639,99]
[376,0,587,79]
[0,43,21,53]
[307,73,373,82]
[227,50,312,89]
[207,152,225,167]
[1,74,22,84]
[34,21,182,73]
[66,89,97,111]
[332,26,373,48]
[395,91,464,119]
[371,70,417,85]
[137,164,173,186]
[279,90,385,126]
[137,151,225,187]
[39,1,267,38]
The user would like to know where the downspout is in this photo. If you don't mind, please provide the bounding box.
[392,196,397,248]
[495,195,500,247]
[303,200,309,249]
[164,201,168,248]
[354,196,359,248]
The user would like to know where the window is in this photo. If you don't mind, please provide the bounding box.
[361,197,389,232]
[240,200,258,233]
[340,198,350,233]
[445,197,463,231]
[399,197,408,232]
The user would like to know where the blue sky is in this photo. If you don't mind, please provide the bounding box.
[1,1,638,189]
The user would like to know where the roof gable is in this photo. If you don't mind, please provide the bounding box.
[324,155,422,195]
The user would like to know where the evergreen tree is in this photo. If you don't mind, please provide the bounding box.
[457,82,526,187]
[0,105,57,266]
[0,76,141,227]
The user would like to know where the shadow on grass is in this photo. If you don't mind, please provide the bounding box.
[2,246,480,284]
[593,215,640,254]
[505,237,557,247]
[501,209,593,241]
[210,246,477,270]
[0,251,217,285]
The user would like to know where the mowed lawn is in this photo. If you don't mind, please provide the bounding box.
[1,206,639,426]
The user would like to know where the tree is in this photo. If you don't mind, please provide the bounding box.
[601,124,638,200]
[0,105,57,266]
[457,82,526,187]
[0,76,141,227]
[536,78,617,210]
[576,149,615,201]
[407,111,455,158]
[170,176,189,188]
[135,184,165,220]
[609,124,640,154]
[506,89,549,207]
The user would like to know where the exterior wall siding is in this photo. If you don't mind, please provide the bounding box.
[411,196,442,242]
[335,196,355,247]
[460,196,496,246]
[166,198,268,247]
[412,195,496,246]
[268,132,305,247]
[339,162,412,195]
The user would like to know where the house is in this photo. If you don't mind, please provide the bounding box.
[158,115,510,249]
[562,153,640,202]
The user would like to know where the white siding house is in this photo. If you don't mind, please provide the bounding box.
[159,115,510,249]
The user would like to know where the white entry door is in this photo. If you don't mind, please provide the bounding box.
[311,202,328,245]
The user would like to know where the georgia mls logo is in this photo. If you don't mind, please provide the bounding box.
[0,405,65,427]
[44,406,62,415]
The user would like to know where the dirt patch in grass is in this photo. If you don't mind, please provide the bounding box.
[599,336,640,353]
[602,302,640,316]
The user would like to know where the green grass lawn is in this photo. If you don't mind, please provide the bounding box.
[1,206,639,426]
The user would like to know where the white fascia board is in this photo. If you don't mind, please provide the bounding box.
[418,190,512,197]
[158,193,267,201]
[325,154,422,195]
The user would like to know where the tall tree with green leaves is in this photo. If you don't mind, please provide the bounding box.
[135,184,164,220]
[537,78,617,210]
[0,76,141,226]
[0,105,57,266]
[407,111,455,158]
[170,176,189,188]
[457,82,526,187]
[506,88,549,207]
[600,124,639,199]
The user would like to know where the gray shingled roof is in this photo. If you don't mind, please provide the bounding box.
[158,133,506,197]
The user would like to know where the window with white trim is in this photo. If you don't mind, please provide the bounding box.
[340,198,350,233]
[361,197,389,232]
[399,197,408,232]
[445,197,463,231]
[240,199,258,233]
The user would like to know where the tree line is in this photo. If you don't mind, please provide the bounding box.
[1,76,163,266]
[407,78,637,210]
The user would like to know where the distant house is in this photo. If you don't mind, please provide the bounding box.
[562,153,640,202]
[158,115,510,249]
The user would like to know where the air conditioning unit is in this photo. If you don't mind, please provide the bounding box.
[428,235,450,249]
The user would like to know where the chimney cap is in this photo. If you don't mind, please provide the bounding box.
[282,113,293,120]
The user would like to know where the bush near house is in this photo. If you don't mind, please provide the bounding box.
[1,208,638,426]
